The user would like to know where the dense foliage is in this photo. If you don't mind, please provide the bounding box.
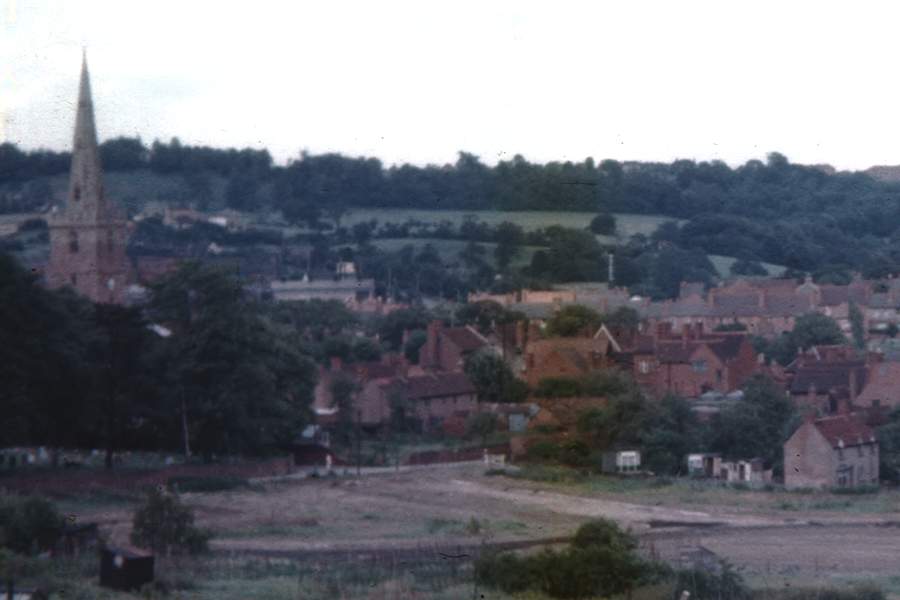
[0,254,318,462]
[475,519,646,599]
[0,496,64,555]
[130,488,211,556]
[4,140,898,280]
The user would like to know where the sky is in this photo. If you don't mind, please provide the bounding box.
[3,0,900,171]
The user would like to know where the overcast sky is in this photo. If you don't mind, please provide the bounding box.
[3,0,900,171]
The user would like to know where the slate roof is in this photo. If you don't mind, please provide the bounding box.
[789,363,868,395]
[653,335,748,364]
[856,362,900,405]
[388,372,477,400]
[813,414,876,448]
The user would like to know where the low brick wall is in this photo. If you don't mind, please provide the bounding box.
[0,456,295,496]
[404,443,510,466]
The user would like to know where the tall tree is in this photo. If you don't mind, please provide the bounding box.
[88,304,163,469]
[149,262,317,459]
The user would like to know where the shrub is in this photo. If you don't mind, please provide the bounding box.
[572,518,636,552]
[474,551,535,593]
[476,519,646,599]
[526,440,560,462]
[558,439,591,468]
[0,496,64,555]
[130,488,212,556]
[673,563,749,600]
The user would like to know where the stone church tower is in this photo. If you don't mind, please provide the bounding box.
[46,54,131,304]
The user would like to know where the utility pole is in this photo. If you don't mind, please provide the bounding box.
[356,409,362,477]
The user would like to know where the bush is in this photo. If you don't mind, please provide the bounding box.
[673,563,749,600]
[130,488,212,556]
[558,439,591,468]
[572,518,636,552]
[526,440,560,462]
[589,213,617,236]
[0,496,64,555]
[774,585,886,600]
[476,519,646,599]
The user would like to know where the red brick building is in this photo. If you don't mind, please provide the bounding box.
[520,326,620,388]
[45,54,132,304]
[355,371,478,432]
[784,412,879,490]
[624,324,759,398]
[419,321,490,372]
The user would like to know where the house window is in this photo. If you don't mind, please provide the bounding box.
[716,369,723,384]
[68,230,79,253]
[692,360,707,373]
[73,186,81,201]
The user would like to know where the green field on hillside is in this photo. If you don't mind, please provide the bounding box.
[708,254,786,278]
[341,208,680,240]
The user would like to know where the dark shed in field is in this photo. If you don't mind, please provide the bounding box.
[99,546,154,591]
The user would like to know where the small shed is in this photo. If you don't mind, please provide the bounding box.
[99,546,154,591]
[686,453,722,478]
[601,449,641,474]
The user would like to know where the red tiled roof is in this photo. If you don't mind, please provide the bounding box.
[344,361,399,380]
[442,327,489,353]
[813,414,876,448]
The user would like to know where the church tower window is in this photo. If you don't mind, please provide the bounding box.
[69,230,79,253]
[73,186,81,201]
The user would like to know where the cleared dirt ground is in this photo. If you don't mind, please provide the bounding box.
[75,464,900,588]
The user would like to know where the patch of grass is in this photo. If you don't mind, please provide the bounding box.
[425,517,465,535]
[168,475,252,494]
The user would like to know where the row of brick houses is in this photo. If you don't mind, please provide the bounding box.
[472,275,900,344]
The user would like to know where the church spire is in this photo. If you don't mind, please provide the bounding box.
[67,50,106,220]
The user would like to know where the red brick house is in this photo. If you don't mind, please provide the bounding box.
[355,371,478,432]
[624,324,758,398]
[785,346,868,414]
[855,362,900,420]
[520,326,621,388]
[312,355,407,426]
[784,412,879,490]
[419,321,491,372]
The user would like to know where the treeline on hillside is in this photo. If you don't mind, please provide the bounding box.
[3,139,899,276]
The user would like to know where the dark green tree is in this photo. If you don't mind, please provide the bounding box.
[589,213,617,236]
[130,488,211,556]
[791,312,846,351]
[707,375,797,468]
[545,305,602,337]
[464,350,529,403]
[149,262,317,459]
[494,221,524,270]
[849,301,866,350]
